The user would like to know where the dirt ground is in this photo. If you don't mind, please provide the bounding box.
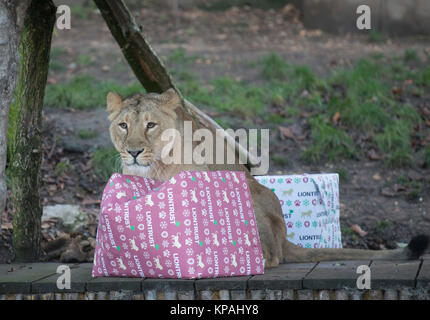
[1,3,429,263]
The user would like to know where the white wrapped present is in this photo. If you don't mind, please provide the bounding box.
[254,174,342,249]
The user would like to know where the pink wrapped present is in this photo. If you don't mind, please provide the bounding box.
[92,171,264,279]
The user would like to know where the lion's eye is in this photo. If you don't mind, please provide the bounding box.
[119,122,128,129]
[147,122,156,129]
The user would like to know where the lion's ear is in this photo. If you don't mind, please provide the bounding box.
[106,92,123,120]
[159,88,181,112]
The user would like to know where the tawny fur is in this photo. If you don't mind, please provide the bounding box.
[106,89,428,268]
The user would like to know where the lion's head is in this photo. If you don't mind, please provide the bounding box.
[106,88,181,177]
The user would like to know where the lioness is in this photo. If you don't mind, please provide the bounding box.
[106,88,429,267]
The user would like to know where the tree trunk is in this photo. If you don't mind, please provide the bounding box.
[10,0,56,262]
[93,0,259,168]
[0,1,19,220]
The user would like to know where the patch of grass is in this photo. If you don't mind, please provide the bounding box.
[175,72,267,118]
[76,129,99,140]
[49,47,67,71]
[269,88,286,107]
[302,116,357,163]
[341,225,356,239]
[70,3,97,19]
[44,75,143,109]
[91,147,122,181]
[416,66,430,86]
[167,48,198,65]
[114,62,128,72]
[174,71,211,105]
[370,52,385,60]
[264,113,288,125]
[406,181,424,201]
[328,59,391,130]
[272,154,290,167]
[240,54,426,166]
[392,104,421,124]
[374,220,392,231]
[335,167,350,183]
[374,120,413,167]
[173,53,427,167]
[198,0,286,11]
[260,53,324,108]
[394,175,409,185]
[403,49,419,62]
[341,101,391,132]
[258,53,326,117]
[76,54,93,67]
[51,47,66,59]
[55,159,74,177]
[213,117,233,129]
[323,58,423,166]
[261,53,290,81]
[331,59,387,101]
[293,65,318,91]
[393,175,424,201]
[210,77,266,117]
[368,30,385,43]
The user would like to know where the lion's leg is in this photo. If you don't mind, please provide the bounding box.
[249,179,286,268]
[253,200,283,267]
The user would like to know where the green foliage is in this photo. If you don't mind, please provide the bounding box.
[335,167,350,183]
[392,175,425,201]
[330,58,387,103]
[261,53,290,81]
[70,3,97,19]
[167,48,198,65]
[302,117,357,163]
[260,53,323,110]
[44,75,143,109]
[374,120,413,167]
[293,65,318,91]
[198,0,286,11]
[416,66,430,86]
[170,52,427,168]
[368,30,385,43]
[403,49,419,62]
[55,159,74,176]
[91,147,122,182]
[272,154,290,166]
[341,225,355,237]
[76,129,99,140]
[212,117,233,129]
[374,220,392,231]
[76,54,93,67]
[405,181,424,201]
[174,70,266,118]
[210,77,266,117]
[49,47,66,71]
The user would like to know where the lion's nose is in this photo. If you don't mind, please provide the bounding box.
[127,149,144,158]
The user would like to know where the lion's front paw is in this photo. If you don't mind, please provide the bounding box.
[260,234,282,268]
[264,255,280,268]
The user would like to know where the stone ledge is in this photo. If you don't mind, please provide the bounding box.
[1,257,429,300]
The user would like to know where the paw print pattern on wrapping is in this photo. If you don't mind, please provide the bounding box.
[92,171,264,279]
